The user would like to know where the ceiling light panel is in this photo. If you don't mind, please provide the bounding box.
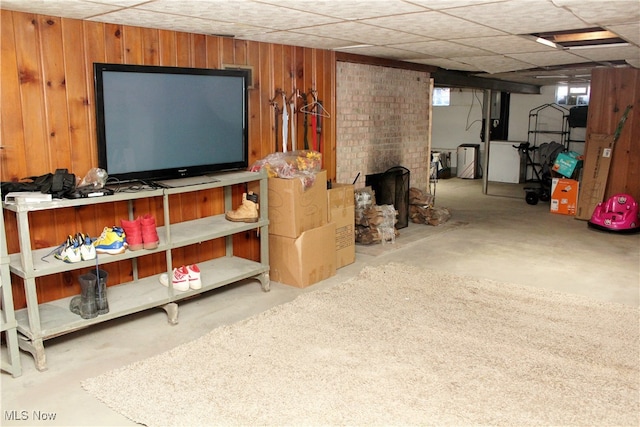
[444,0,587,34]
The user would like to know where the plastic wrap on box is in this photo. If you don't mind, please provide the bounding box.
[250,150,322,189]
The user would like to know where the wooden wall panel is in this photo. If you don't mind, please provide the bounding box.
[586,68,640,200]
[1,9,337,308]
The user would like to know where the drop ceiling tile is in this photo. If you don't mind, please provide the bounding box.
[455,35,552,54]
[569,45,640,62]
[393,40,492,58]
[362,11,506,39]
[251,0,428,19]
[243,31,353,49]
[293,21,429,45]
[410,57,482,72]
[407,0,509,10]
[626,58,640,68]
[451,55,535,74]
[0,0,123,19]
[507,50,590,67]
[552,0,639,25]
[336,45,432,60]
[608,22,640,44]
[444,0,588,34]
[137,0,339,30]
[87,7,265,37]
[85,0,151,6]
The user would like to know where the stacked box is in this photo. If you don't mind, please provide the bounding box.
[268,170,328,238]
[269,223,336,288]
[552,151,583,178]
[327,183,355,269]
[550,178,579,215]
[268,170,336,287]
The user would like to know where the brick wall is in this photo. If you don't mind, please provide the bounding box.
[336,62,431,190]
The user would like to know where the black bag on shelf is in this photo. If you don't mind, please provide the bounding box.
[1,168,76,200]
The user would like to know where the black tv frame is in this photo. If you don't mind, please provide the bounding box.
[94,62,249,183]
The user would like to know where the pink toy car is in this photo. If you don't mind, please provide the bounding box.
[588,193,640,234]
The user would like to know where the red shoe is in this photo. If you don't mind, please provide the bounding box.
[141,214,159,250]
[120,217,143,251]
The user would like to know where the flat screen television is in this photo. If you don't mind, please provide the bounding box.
[94,62,249,183]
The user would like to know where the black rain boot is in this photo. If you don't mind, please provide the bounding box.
[91,269,109,315]
[69,274,98,319]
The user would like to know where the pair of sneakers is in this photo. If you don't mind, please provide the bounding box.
[159,264,201,292]
[47,233,96,263]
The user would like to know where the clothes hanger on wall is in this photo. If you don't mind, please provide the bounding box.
[299,90,331,118]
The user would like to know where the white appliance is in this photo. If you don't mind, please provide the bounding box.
[457,144,480,179]
[488,141,523,183]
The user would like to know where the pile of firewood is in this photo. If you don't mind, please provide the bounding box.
[354,187,398,245]
[409,187,451,226]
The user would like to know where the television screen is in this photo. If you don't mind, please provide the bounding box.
[94,63,248,183]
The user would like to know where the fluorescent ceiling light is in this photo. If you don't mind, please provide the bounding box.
[567,42,630,50]
[336,44,373,50]
[535,37,558,48]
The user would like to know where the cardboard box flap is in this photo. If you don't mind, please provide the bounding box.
[328,184,355,210]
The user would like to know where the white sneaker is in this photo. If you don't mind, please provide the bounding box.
[186,264,201,289]
[159,266,190,292]
[78,233,96,261]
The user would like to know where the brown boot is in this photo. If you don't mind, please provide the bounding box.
[225,192,259,223]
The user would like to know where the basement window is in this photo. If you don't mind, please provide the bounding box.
[432,88,450,106]
[556,84,590,106]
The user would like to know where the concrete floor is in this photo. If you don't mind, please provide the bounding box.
[2,178,639,426]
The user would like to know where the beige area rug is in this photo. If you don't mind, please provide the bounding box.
[82,263,639,426]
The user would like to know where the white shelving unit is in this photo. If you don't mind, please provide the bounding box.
[2,169,269,371]
[1,204,22,377]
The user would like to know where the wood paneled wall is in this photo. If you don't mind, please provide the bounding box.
[1,10,336,308]
[586,68,640,200]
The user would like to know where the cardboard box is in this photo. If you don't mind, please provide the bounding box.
[328,183,355,269]
[576,133,614,220]
[552,151,582,178]
[268,170,328,238]
[269,222,336,288]
[550,178,579,215]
